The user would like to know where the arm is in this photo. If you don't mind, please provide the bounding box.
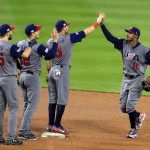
[10,44,31,58]
[45,60,52,73]
[70,12,105,44]
[100,24,119,43]
[84,12,105,35]
[35,42,58,59]
[34,29,58,59]
[145,50,150,65]
[100,24,124,51]
[21,47,32,58]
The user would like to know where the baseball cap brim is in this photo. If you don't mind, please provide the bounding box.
[125,29,134,34]
[35,25,42,31]
[10,25,15,31]
[67,22,71,26]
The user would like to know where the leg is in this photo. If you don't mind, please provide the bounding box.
[4,77,19,141]
[48,75,57,127]
[0,87,7,140]
[126,89,141,128]
[19,74,28,116]
[120,80,129,113]
[53,68,70,134]
[126,89,141,138]
[19,74,41,136]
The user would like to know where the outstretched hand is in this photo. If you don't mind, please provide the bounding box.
[97,12,105,24]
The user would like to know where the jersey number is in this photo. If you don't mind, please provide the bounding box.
[20,56,30,66]
[56,44,62,58]
[0,52,4,66]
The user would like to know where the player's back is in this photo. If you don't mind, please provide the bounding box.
[47,34,73,67]
[0,40,17,76]
[18,40,42,73]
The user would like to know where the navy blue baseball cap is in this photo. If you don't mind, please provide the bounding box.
[0,24,15,36]
[25,24,42,35]
[55,20,70,31]
[125,27,140,37]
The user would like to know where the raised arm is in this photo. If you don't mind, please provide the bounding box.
[100,17,124,51]
[33,29,58,59]
[70,12,105,44]
[84,12,105,35]
[100,24,119,44]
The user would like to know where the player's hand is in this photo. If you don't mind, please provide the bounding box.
[97,12,105,24]
[51,28,58,42]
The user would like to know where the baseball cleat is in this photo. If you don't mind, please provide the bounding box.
[0,138,5,144]
[136,113,146,130]
[127,128,137,139]
[5,138,23,145]
[18,133,38,141]
[47,125,54,132]
[53,125,69,135]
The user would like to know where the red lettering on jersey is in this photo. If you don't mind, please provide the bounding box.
[134,62,140,71]
[20,56,30,66]
[56,44,62,58]
[0,52,4,66]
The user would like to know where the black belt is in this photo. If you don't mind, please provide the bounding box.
[124,73,140,79]
[26,70,34,75]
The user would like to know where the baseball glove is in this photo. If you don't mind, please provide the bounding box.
[142,76,150,91]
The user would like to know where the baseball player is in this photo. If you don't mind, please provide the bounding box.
[46,12,105,135]
[100,16,150,138]
[17,24,58,140]
[0,24,32,145]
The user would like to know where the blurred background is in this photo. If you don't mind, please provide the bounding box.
[0,0,150,95]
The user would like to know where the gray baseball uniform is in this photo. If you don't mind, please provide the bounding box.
[0,40,25,141]
[17,39,58,135]
[46,31,86,105]
[119,41,148,113]
[101,25,149,113]
[100,24,150,133]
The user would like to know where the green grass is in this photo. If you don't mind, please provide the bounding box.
[1,0,150,95]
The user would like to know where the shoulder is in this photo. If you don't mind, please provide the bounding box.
[17,40,27,47]
[47,38,53,45]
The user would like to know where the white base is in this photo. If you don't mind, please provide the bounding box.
[41,132,66,138]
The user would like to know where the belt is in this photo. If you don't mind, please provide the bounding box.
[26,70,34,75]
[25,70,40,75]
[53,65,71,69]
[124,73,140,79]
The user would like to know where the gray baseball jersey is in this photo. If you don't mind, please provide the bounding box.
[18,40,43,73]
[46,31,86,105]
[17,39,58,135]
[101,24,150,114]
[0,39,24,141]
[0,40,17,76]
[118,40,149,113]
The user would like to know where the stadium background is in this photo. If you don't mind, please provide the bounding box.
[0,0,150,93]
[1,1,150,150]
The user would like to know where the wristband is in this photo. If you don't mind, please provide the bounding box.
[92,21,99,28]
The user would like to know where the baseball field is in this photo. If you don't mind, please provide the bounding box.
[0,0,150,149]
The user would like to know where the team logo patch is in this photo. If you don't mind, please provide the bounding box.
[45,48,49,53]
[17,48,22,52]
[127,52,136,60]
[58,38,64,43]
